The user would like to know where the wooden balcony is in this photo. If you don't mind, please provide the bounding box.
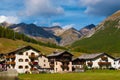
[29,62,38,66]
[60,59,70,62]
[11,61,15,65]
[6,56,10,59]
[6,55,15,59]
[6,62,11,64]
[6,61,15,65]
[87,62,93,67]
[29,55,38,59]
[98,62,111,66]
[10,55,15,58]
[101,56,108,61]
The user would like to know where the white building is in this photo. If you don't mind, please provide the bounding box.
[38,55,50,68]
[73,53,115,69]
[47,51,73,73]
[5,46,50,73]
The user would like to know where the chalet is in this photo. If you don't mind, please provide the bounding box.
[4,46,50,73]
[72,58,85,72]
[73,53,115,69]
[47,51,73,73]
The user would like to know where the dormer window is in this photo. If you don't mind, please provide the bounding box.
[19,52,23,55]
[31,52,35,56]
[26,52,28,55]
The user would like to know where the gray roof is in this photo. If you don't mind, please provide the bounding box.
[78,53,105,60]
[47,51,73,57]
[114,58,120,61]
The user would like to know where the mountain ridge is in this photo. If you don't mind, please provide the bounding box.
[71,10,120,55]
[0,22,95,46]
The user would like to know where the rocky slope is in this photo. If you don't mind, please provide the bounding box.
[59,27,82,46]
[9,23,61,44]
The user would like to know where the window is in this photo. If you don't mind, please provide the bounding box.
[44,64,46,66]
[56,68,57,71]
[19,58,23,62]
[25,65,29,69]
[19,65,23,69]
[56,62,57,65]
[25,59,29,62]
[44,60,46,62]
[31,52,35,55]
[26,52,28,55]
[19,52,23,55]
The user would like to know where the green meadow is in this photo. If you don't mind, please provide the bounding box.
[19,70,120,80]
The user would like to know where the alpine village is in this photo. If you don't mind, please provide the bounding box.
[1,2,120,80]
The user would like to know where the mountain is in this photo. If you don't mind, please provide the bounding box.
[79,24,95,36]
[0,21,96,46]
[0,22,12,28]
[71,10,120,55]
[43,26,64,36]
[9,23,60,44]
[59,27,82,46]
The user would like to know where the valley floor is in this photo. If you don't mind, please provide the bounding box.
[19,70,120,80]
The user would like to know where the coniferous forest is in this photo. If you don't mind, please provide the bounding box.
[0,26,66,49]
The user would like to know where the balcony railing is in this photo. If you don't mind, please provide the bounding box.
[6,56,10,59]
[6,61,15,65]
[29,62,38,66]
[6,55,15,59]
[98,62,111,66]
[101,56,108,61]
[87,62,93,67]
[10,55,15,58]
[29,55,38,59]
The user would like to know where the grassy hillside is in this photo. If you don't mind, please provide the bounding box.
[71,19,120,56]
[0,38,82,57]
[0,38,62,55]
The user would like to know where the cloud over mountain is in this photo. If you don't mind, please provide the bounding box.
[22,0,64,17]
[79,0,120,16]
[0,15,20,23]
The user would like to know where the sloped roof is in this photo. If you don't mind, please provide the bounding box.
[6,45,40,54]
[78,53,115,60]
[47,51,73,57]
[114,58,120,61]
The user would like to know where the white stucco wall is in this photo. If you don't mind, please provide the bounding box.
[54,61,72,73]
[69,62,72,71]
[54,61,62,73]
[38,56,50,68]
[114,60,120,69]
[13,49,39,73]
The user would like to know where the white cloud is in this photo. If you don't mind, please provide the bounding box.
[22,0,64,17]
[52,22,61,26]
[79,0,120,16]
[63,24,75,30]
[0,15,20,23]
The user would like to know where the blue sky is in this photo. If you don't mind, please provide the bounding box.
[0,0,120,30]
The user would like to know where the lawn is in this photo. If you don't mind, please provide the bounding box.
[19,70,120,80]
